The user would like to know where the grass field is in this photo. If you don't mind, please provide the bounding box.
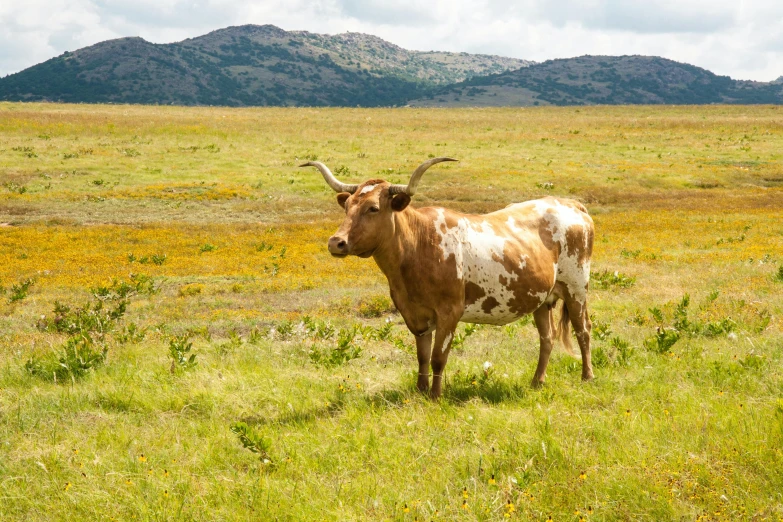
[1,102,782,521]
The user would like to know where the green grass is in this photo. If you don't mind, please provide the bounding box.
[0,102,782,521]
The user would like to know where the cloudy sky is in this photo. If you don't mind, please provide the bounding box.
[1,0,782,81]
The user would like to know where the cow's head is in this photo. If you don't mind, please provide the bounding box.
[300,157,456,258]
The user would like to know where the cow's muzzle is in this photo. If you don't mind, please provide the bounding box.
[327,235,349,257]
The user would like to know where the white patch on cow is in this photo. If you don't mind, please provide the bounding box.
[442,332,453,351]
[529,290,549,303]
[360,184,377,195]
[434,210,534,326]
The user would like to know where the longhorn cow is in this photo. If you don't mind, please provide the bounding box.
[301,158,595,399]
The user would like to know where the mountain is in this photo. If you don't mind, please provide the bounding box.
[2,29,781,108]
[0,25,531,107]
[408,55,783,107]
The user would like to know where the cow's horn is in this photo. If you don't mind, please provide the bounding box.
[299,161,358,194]
[388,157,458,196]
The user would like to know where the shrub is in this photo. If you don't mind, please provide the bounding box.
[591,317,612,340]
[451,324,480,351]
[644,328,681,354]
[168,335,197,373]
[611,336,634,367]
[592,345,610,368]
[309,327,362,368]
[230,422,272,463]
[8,278,34,303]
[25,337,107,383]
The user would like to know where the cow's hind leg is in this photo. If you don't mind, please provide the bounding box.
[531,303,556,387]
[563,294,594,381]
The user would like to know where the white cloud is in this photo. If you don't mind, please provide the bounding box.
[0,0,781,82]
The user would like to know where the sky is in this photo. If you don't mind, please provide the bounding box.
[1,0,782,82]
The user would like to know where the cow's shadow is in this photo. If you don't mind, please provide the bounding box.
[441,377,530,404]
[241,376,532,429]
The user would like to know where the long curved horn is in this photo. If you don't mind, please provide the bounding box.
[388,157,458,196]
[299,161,358,194]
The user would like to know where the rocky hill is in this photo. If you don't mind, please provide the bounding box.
[408,55,783,106]
[0,25,531,107]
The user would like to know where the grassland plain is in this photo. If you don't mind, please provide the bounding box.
[0,102,782,521]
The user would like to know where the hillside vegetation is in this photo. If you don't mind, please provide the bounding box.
[0,103,782,521]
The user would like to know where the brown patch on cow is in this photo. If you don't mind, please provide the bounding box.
[481,296,500,313]
[564,225,585,262]
[494,240,557,316]
[465,281,486,306]
[564,222,594,265]
[537,214,556,251]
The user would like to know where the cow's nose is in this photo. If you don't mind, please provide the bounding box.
[328,236,348,255]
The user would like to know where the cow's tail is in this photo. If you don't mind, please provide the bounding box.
[556,301,576,357]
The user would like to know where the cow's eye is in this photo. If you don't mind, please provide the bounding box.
[368,206,380,213]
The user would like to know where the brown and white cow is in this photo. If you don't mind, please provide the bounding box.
[301,157,595,399]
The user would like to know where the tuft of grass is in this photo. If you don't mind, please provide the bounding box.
[592,269,636,289]
[357,294,395,317]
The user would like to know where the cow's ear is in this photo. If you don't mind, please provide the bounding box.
[391,193,411,212]
[337,192,350,208]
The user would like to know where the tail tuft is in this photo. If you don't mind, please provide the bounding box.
[556,301,576,357]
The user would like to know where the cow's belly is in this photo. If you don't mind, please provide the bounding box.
[459,273,552,326]
[460,307,523,326]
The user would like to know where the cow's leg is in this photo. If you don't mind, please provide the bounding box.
[564,296,594,381]
[415,332,433,392]
[531,303,555,387]
[430,323,458,400]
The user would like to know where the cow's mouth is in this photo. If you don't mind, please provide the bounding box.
[330,248,375,259]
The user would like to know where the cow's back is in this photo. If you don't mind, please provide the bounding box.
[424,197,592,325]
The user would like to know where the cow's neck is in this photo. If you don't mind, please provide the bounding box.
[372,207,435,293]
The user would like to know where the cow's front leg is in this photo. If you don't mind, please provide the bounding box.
[430,323,458,400]
[415,332,433,392]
